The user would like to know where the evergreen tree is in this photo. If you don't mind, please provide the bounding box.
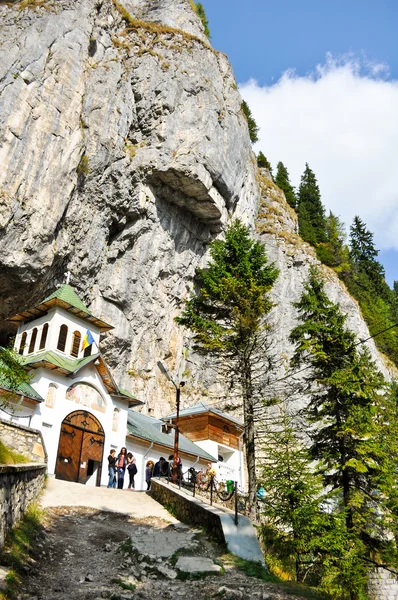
[260,402,339,583]
[297,164,326,245]
[275,161,296,210]
[257,151,273,175]
[349,216,386,296]
[241,100,259,144]
[316,211,350,271]
[175,220,278,507]
[290,268,397,598]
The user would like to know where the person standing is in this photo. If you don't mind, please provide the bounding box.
[107,449,117,488]
[127,453,137,489]
[116,447,128,489]
[145,460,154,491]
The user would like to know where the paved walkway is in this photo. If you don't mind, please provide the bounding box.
[41,477,178,522]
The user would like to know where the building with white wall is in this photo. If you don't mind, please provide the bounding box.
[1,284,219,489]
[3,284,141,486]
[164,402,245,491]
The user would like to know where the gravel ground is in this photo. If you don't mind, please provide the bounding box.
[8,506,316,600]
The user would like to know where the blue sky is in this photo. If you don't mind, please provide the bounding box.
[201,0,398,286]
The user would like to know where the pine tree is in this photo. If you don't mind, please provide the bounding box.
[297,164,326,245]
[349,216,386,295]
[175,220,279,507]
[241,100,259,144]
[257,151,273,175]
[275,161,296,210]
[316,211,350,271]
[290,267,396,598]
[260,402,338,583]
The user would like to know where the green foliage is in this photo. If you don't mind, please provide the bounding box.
[77,154,89,176]
[275,161,296,210]
[257,151,273,175]
[0,503,44,599]
[297,164,326,245]
[0,346,32,408]
[0,440,28,465]
[260,403,336,584]
[288,268,398,598]
[192,2,210,38]
[315,212,351,272]
[175,219,278,504]
[176,219,278,355]
[241,100,259,143]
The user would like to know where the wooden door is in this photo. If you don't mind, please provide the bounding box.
[55,423,83,482]
[55,410,105,485]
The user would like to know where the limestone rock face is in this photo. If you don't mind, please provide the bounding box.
[0,0,393,416]
[257,173,393,384]
[0,0,258,411]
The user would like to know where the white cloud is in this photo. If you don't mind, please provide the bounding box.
[240,55,398,251]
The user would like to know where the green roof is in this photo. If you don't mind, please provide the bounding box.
[41,285,92,315]
[21,350,96,373]
[21,350,141,405]
[0,353,44,402]
[127,411,216,462]
[8,284,113,332]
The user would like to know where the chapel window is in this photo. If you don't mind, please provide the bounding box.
[45,383,57,408]
[83,344,92,357]
[28,328,38,354]
[19,332,27,355]
[57,324,68,352]
[112,408,120,432]
[39,323,49,350]
[70,331,81,358]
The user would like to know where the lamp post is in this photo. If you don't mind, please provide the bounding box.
[157,361,185,483]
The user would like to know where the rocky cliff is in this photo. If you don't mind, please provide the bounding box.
[0,0,392,415]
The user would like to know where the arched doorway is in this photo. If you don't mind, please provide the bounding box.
[55,410,105,486]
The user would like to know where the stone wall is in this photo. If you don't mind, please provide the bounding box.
[151,479,225,542]
[0,463,47,548]
[368,568,398,600]
[0,418,47,463]
[151,479,265,563]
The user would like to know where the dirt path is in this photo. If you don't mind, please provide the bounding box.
[2,481,318,600]
[12,505,317,600]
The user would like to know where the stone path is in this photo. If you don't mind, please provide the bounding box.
[41,477,179,522]
[0,479,317,600]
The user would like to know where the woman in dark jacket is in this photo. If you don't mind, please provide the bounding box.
[107,449,117,488]
[116,447,128,489]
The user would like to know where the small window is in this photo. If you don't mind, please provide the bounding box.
[83,344,92,357]
[39,324,49,350]
[57,324,68,352]
[45,383,57,408]
[28,328,38,354]
[112,408,120,432]
[19,332,27,355]
[70,331,81,358]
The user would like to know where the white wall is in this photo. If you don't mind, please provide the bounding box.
[15,307,101,359]
[122,437,210,491]
[24,363,130,486]
[192,439,245,491]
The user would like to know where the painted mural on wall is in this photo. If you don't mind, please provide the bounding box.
[65,383,106,413]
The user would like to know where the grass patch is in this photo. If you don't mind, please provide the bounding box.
[0,503,44,599]
[112,0,214,53]
[0,440,28,465]
[224,555,325,599]
[77,154,89,176]
[112,578,136,591]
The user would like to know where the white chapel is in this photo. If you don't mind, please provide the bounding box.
[5,284,141,487]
